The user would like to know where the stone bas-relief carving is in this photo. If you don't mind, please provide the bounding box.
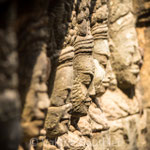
[96,88,147,150]
[56,1,112,150]
[45,1,96,149]
[90,0,146,150]
[21,45,50,143]
[0,0,147,149]
[41,0,145,150]
[17,2,51,148]
[91,63,146,150]
[39,46,74,149]
[56,55,110,150]
[71,37,95,116]
[45,47,74,136]
[71,52,95,117]
[89,0,112,132]
[107,1,146,148]
[50,46,74,107]
[71,0,95,117]
[108,0,142,90]
[91,0,115,97]
[86,1,146,150]
[45,103,72,139]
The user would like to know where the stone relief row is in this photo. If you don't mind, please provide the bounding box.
[15,0,146,150]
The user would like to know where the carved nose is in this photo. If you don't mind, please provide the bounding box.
[88,82,96,97]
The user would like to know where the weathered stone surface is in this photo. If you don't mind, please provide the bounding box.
[71,35,95,117]
[99,89,140,120]
[21,45,50,142]
[16,3,51,148]
[108,0,142,90]
[50,46,74,107]
[1,0,149,150]
[89,103,109,132]
[44,103,72,139]
[42,44,74,148]
[78,115,92,136]
[57,131,87,150]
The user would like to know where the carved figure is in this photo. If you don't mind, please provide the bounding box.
[41,46,74,149]
[108,0,142,89]
[89,1,145,149]
[91,0,110,97]
[71,0,96,117]
[21,45,50,142]
[3,0,145,150]
[44,103,72,139]
[71,35,95,117]
[50,46,74,107]
[17,2,51,146]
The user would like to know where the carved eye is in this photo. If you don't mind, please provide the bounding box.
[98,55,108,69]
[83,81,91,89]
[93,53,109,69]
[101,56,108,66]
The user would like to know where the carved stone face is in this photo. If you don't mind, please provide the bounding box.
[45,47,74,138]
[93,40,111,96]
[94,59,107,96]
[110,43,142,89]
[71,54,95,117]
[50,47,74,106]
[21,48,50,139]
[94,59,117,94]
[50,62,73,106]
[45,103,72,139]
[109,13,142,89]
